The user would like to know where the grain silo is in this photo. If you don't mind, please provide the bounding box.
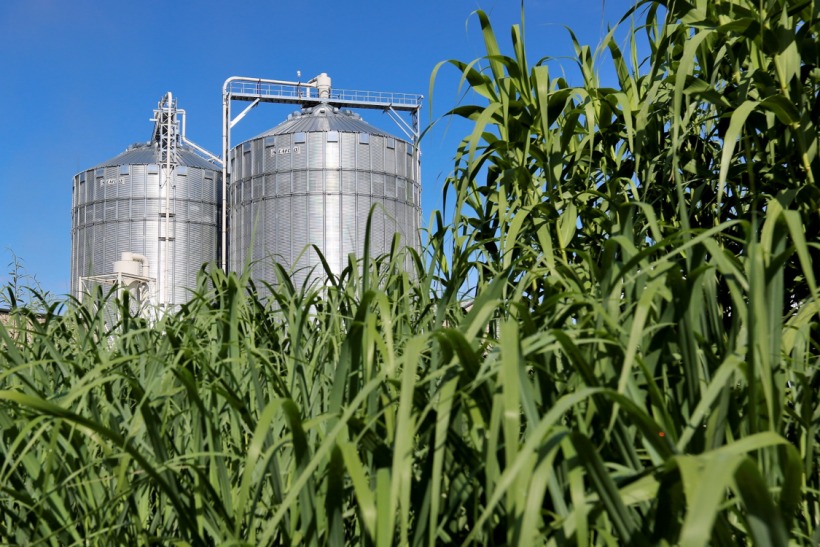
[71,94,222,308]
[224,73,422,288]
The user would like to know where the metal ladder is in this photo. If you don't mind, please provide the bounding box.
[154,93,179,306]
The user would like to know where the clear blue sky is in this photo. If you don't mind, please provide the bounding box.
[0,0,639,299]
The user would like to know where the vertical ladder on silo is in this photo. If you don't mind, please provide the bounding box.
[154,93,179,307]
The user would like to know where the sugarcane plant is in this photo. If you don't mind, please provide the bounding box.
[1,0,819,544]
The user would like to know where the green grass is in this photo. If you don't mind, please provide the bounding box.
[2,0,820,544]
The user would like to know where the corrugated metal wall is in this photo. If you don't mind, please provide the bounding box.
[229,114,421,290]
[71,159,221,305]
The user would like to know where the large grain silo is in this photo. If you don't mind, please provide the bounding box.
[228,102,421,289]
[71,94,221,308]
[220,73,423,290]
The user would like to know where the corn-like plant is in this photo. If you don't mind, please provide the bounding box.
[1,0,819,544]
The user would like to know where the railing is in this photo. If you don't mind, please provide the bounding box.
[227,81,422,110]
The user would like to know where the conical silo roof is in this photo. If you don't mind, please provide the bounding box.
[90,142,218,170]
[252,105,394,139]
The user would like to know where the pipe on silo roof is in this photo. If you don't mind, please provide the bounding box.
[314,73,331,99]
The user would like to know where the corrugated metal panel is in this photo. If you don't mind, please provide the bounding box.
[276,197,290,268]
[356,195,370,256]
[342,193,357,260]
[292,195,308,251]
[357,172,370,194]
[204,175,215,201]
[387,199,398,240]
[291,194,308,287]
[104,224,116,266]
[399,142,408,177]
[308,132,323,169]
[239,181,246,205]
[385,175,396,198]
[229,207,238,267]
[231,221,243,270]
[277,172,291,194]
[265,174,276,197]
[177,200,188,221]
[241,151,251,180]
[254,140,264,175]
[257,204,268,260]
[293,170,308,193]
[326,139,340,169]
[325,194,341,269]
[187,202,200,222]
[385,145,396,173]
[145,198,160,217]
[250,204,265,265]
[373,173,385,197]
[133,165,146,197]
[228,104,420,289]
[309,194,325,252]
[395,199,406,242]
[326,170,340,193]
[146,174,160,197]
[174,222,186,284]
[86,176,96,202]
[408,150,416,180]
[277,139,293,170]
[108,175,121,199]
[117,221,130,255]
[265,142,277,172]
[357,141,370,170]
[292,143,307,169]
[342,170,355,194]
[188,168,202,201]
[90,225,102,276]
[76,176,85,205]
[372,199,385,257]
[341,133,356,169]
[197,202,208,225]
[265,200,277,272]
[371,136,384,171]
[244,203,254,261]
[309,170,322,193]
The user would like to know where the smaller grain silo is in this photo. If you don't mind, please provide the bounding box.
[71,94,222,308]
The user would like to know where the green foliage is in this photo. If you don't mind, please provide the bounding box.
[1,248,54,312]
[1,0,819,544]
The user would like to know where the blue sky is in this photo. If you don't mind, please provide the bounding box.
[0,0,640,299]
